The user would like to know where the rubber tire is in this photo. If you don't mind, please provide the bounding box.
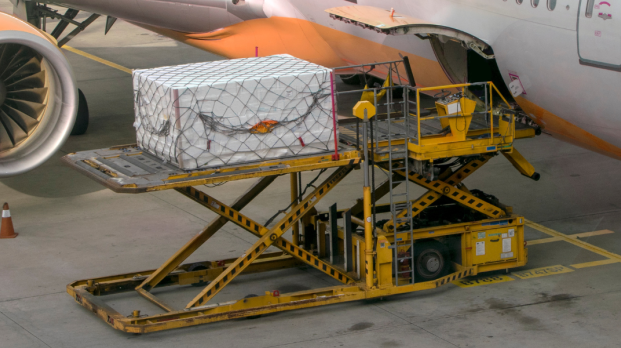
[340,74,361,85]
[70,89,89,135]
[414,240,450,281]
[187,264,209,287]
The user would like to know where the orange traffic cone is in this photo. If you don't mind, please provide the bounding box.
[0,203,17,239]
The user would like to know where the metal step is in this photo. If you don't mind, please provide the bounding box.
[376,95,415,287]
[390,180,407,185]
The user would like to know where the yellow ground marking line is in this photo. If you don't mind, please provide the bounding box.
[527,229,614,245]
[571,258,619,269]
[453,226,619,287]
[62,45,132,74]
[512,265,573,279]
[453,274,514,288]
[525,219,621,262]
[527,237,561,245]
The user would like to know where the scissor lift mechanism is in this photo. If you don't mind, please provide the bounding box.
[64,62,539,333]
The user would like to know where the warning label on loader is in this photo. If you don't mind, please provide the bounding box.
[476,241,485,256]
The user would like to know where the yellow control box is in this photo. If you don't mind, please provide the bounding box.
[471,224,521,265]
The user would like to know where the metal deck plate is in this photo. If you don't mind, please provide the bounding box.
[62,145,360,193]
[338,113,537,146]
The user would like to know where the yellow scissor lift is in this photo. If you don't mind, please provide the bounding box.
[64,60,540,333]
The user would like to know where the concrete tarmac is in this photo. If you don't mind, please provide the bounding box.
[1,6,621,348]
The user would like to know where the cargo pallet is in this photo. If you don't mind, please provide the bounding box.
[64,60,540,333]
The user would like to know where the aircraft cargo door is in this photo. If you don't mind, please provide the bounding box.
[578,0,621,70]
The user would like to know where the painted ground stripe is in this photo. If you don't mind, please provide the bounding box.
[571,258,619,269]
[528,229,614,245]
[512,265,573,279]
[453,274,515,288]
[62,46,132,74]
[525,220,621,262]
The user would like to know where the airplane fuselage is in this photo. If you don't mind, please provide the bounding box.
[47,0,621,158]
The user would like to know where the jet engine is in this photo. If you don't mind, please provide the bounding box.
[0,12,77,177]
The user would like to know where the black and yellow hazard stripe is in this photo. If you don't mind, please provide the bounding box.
[435,268,474,287]
[385,155,495,231]
[402,172,504,218]
[444,155,493,186]
[186,165,355,308]
[180,187,267,235]
[384,191,443,232]
[178,186,354,286]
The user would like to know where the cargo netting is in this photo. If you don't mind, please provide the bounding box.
[133,54,337,171]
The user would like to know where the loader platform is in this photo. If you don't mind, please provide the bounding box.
[64,59,539,333]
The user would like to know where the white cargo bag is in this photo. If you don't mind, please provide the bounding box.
[133,54,337,170]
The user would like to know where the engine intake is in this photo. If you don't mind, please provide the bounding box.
[0,13,77,177]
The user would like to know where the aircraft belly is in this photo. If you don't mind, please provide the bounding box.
[157,17,452,89]
[493,20,621,152]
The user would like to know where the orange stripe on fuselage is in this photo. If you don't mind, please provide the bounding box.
[516,96,621,160]
[133,17,452,88]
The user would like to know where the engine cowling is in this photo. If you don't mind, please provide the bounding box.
[0,12,77,177]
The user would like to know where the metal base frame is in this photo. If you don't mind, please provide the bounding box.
[66,153,523,333]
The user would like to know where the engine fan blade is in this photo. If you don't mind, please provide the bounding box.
[0,108,28,148]
[4,57,42,85]
[2,104,39,133]
[4,98,46,120]
[6,87,48,104]
[6,70,46,89]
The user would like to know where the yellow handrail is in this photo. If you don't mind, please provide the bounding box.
[489,82,513,107]
[413,81,514,147]
[417,83,471,92]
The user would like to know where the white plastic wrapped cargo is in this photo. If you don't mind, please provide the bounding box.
[132,54,337,170]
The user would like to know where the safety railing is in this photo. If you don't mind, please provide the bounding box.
[409,81,515,147]
[332,59,516,157]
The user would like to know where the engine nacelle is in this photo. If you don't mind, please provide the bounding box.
[0,12,77,177]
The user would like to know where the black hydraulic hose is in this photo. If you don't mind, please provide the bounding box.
[402,56,416,87]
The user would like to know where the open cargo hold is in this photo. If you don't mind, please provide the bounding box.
[133,54,337,170]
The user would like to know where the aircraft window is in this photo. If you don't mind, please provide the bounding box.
[585,0,595,17]
[547,0,556,10]
[516,0,523,4]
[531,0,539,7]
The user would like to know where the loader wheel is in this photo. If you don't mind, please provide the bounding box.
[187,264,209,287]
[71,89,89,135]
[414,240,450,281]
